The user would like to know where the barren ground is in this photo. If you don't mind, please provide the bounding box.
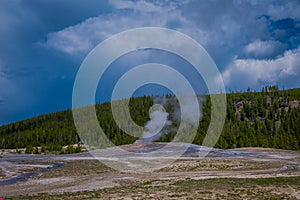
[0,143,299,199]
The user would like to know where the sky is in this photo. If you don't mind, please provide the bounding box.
[0,0,300,125]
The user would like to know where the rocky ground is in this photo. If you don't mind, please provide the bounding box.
[0,143,300,199]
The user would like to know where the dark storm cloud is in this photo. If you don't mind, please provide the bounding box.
[0,0,300,124]
[0,0,111,125]
[0,97,4,105]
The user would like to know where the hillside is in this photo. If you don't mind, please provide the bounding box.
[0,86,299,153]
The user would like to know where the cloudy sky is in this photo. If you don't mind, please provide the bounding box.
[0,0,300,125]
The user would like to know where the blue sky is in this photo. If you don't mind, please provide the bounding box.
[0,0,300,125]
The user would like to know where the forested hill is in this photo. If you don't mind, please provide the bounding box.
[0,86,300,153]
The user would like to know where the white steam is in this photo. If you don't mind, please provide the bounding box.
[140,104,171,142]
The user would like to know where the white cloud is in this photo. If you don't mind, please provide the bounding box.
[42,8,174,56]
[43,1,219,59]
[44,24,94,56]
[41,0,278,60]
[244,40,287,59]
[109,0,163,12]
[222,47,300,88]
[267,1,300,20]
[41,0,300,91]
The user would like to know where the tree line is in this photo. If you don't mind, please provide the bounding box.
[0,86,299,152]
